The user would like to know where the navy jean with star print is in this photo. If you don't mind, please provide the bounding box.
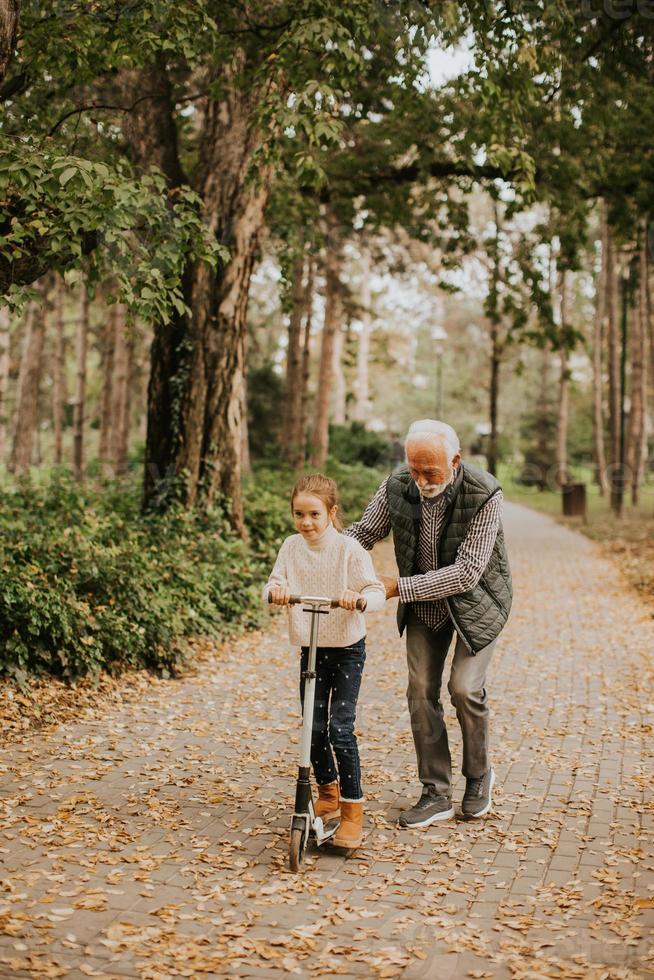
[299,638,366,800]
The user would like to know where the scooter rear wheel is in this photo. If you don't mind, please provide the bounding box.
[289,826,307,872]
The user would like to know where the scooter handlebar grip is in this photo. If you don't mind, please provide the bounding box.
[330,598,367,611]
[268,594,366,609]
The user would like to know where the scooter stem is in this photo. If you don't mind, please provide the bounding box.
[299,606,321,769]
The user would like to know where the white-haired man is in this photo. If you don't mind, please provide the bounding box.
[344,420,512,827]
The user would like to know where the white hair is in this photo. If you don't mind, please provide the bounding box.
[404,419,460,462]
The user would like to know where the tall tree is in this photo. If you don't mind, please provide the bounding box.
[0,304,10,462]
[299,255,315,465]
[354,250,373,424]
[72,284,89,481]
[239,369,251,477]
[52,278,65,466]
[555,270,571,488]
[311,217,343,468]
[331,323,347,426]
[591,207,610,496]
[0,0,19,83]
[486,201,503,477]
[112,305,132,477]
[99,303,118,476]
[606,230,622,515]
[282,244,308,468]
[114,6,413,529]
[625,224,648,505]
[9,290,47,475]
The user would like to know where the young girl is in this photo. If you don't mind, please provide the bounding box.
[263,473,385,849]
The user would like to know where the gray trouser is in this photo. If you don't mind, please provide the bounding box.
[405,607,497,798]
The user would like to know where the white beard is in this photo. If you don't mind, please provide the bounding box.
[419,480,451,499]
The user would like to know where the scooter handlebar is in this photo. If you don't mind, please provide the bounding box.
[268,593,367,612]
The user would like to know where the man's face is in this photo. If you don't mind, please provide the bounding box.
[407,439,460,499]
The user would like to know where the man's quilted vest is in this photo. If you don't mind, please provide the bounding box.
[386,462,512,654]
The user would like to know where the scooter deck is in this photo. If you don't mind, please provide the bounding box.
[291,811,340,847]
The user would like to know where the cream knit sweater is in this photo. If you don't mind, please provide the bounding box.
[262,525,386,647]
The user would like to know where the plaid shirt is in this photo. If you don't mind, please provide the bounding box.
[343,472,503,632]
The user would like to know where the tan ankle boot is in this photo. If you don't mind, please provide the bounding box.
[333,800,363,848]
[314,781,340,821]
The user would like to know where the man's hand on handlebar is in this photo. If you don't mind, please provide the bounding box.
[339,589,364,611]
[380,575,399,599]
[269,585,290,605]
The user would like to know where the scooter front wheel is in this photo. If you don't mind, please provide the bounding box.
[289,826,307,872]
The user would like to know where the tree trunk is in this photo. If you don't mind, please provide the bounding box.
[645,244,653,497]
[488,321,501,478]
[136,62,272,533]
[487,200,502,477]
[606,228,622,515]
[354,250,372,423]
[120,56,187,186]
[0,304,9,463]
[240,365,251,476]
[311,218,343,469]
[592,205,609,495]
[52,277,65,466]
[625,224,648,505]
[9,299,46,475]
[299,255,315,466]
[638,239,649,499]
[190,160,271,531]
[112,305,132,477]
[615,255,631,517]
[536,346,551,491]
[331,323,346,425]
[282,246,307,467]
[0,0,20,84]
[99,303,117,475]
[555,271,570,488]
[73,284,89,481]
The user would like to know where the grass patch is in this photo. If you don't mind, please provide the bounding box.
[499,461,654,607]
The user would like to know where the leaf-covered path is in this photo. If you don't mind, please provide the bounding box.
[1,503,652,979]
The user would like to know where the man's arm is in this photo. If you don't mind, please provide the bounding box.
[397,492,503,604]
[342,478,392,550]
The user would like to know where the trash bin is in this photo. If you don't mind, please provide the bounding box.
[562,482,587,520]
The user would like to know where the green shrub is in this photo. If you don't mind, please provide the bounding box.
[243,478,294,565]
[0,475,264,681]
[0,458,387,681]
[324,458,386,524]
[328,422,391,469]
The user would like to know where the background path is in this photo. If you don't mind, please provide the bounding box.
[1,503,652,978]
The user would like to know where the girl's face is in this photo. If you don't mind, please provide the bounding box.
[292,492,337,540]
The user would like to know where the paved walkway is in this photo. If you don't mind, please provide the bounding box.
[1,503,652,979]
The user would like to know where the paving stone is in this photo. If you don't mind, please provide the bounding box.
[493,851,521,868]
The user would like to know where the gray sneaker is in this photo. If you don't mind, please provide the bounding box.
[398,786,454,828]
[461,768,496,818]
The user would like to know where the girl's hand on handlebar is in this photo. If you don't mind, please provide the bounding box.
[269,586,290,605]
[339,589,362,611]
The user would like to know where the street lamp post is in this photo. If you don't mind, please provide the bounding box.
[431,324,447,418]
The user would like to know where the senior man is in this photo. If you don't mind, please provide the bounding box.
[344,419,512,827]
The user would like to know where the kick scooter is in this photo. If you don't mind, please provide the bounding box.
[269,593,366,872]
